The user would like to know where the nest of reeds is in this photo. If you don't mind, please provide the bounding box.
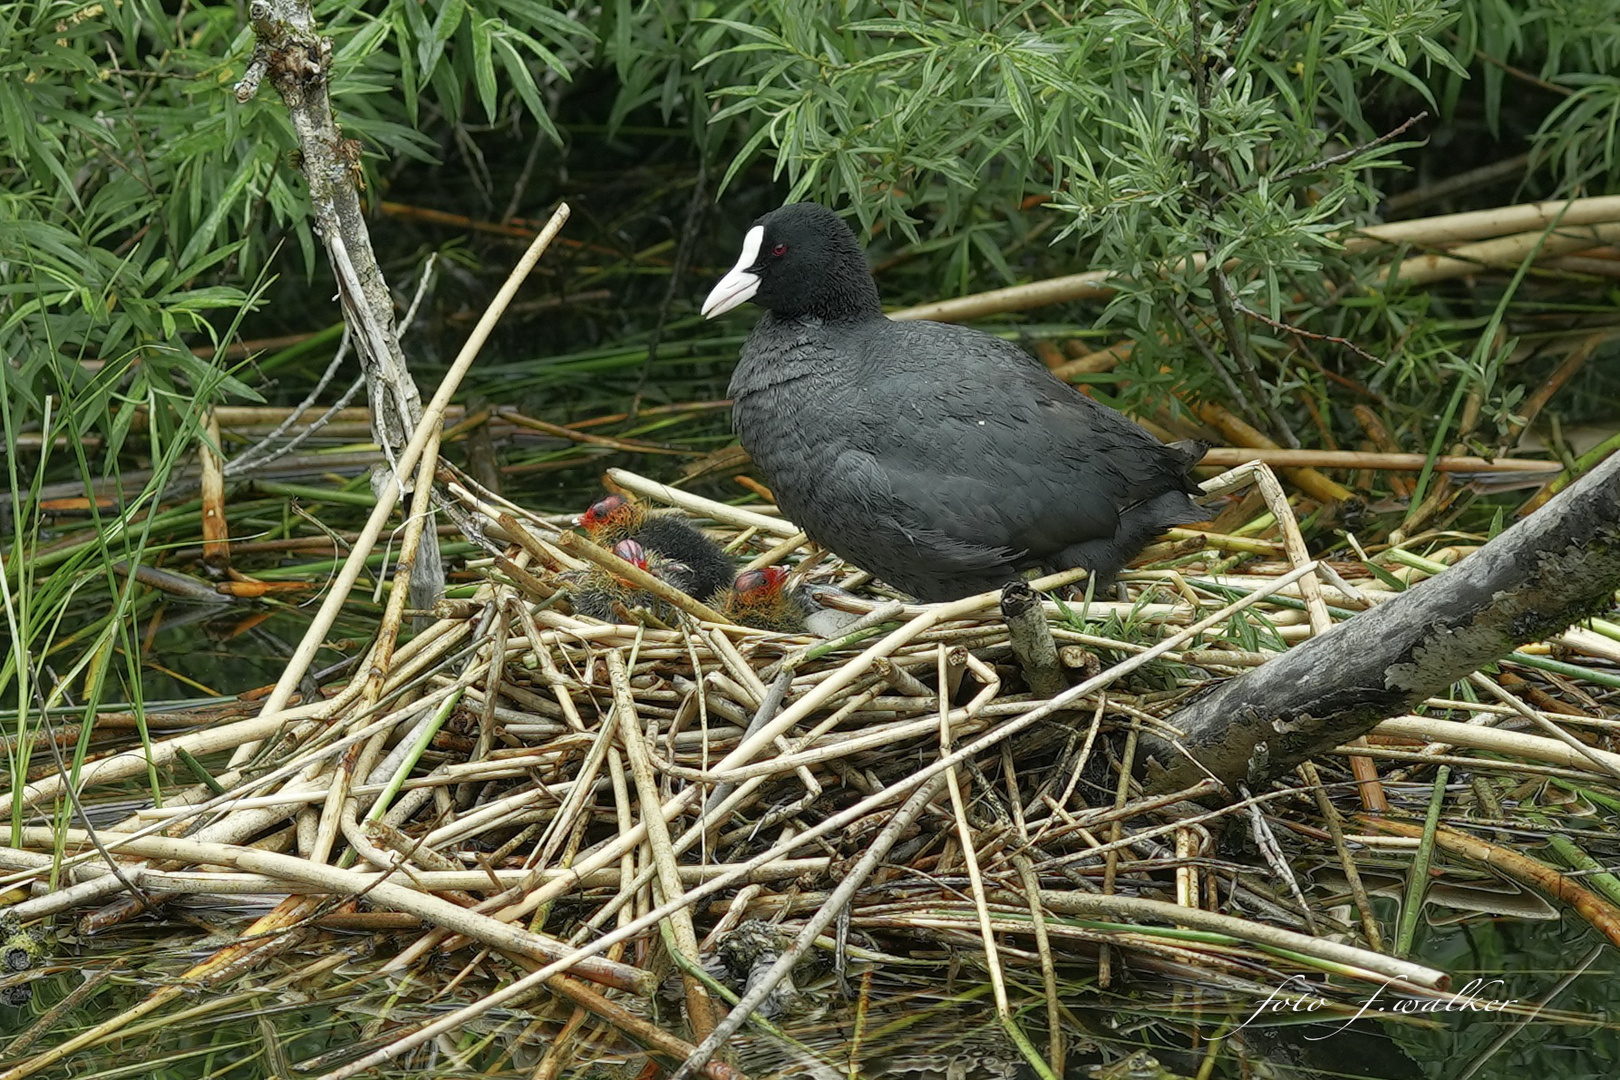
[7,460,1620,1080]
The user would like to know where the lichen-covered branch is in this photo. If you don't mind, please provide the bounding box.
[235,0,442,606]
[1141,453,1620,793]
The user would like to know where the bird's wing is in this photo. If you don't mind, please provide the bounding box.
[825,446,1027,575]
[838,320,1184,561]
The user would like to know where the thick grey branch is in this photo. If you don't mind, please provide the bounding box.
[1142,452,1620,792]
[237,0,441,609]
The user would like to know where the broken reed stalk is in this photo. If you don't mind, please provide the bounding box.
[15,828,650,992]
[607,467,799,536]
[667,771,954,1080]
[885,195,1620,323]
[362,426,443,700]
[245,202,572,739]
[939,646,1015,1023]
[383,559,1328,1062]
[13,676,463,884]
[1240,460,1385,809]
[1001,580,1066,696]
[608,649,719,1037]
[1360,818,1620,950]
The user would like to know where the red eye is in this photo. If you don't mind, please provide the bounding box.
[771,242,787,256]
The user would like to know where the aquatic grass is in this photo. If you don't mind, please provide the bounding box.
[2,347,243,847]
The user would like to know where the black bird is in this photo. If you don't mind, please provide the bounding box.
[701,202,1207,603]
[577,493,734,602]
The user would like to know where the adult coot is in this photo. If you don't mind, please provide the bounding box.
[702,202,1208,602]
[578,494,734,602]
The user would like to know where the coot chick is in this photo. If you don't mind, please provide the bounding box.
[716,566,811,633]
[702,202,1208,602]
[567,539,681,622]
[578,494,734,602]
[717,567,869,637]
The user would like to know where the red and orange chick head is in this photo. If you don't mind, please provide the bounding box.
[611,536,692,585]
[734,566,790,597]
[578,494,646,545]
[720,565,805,633]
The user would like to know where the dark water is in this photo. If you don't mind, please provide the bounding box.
[1,901,1613,1079]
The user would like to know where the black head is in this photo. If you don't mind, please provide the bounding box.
[701,202,883,321]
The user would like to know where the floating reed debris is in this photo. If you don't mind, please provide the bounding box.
[6,453,1620,1079]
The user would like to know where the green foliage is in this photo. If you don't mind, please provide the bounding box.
[1534,75,1620,189]
[5,0,1614,453]
[1451,0,1620,142]
[696,0,1617,239]
[697,1,1458,254]
[391,0,592,136]
[0,0,589,442]
[0,0,591,813]
[676,0,1615,442]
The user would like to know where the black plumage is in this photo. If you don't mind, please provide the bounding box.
[578,494,734,602]
[702,202,1207,603]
